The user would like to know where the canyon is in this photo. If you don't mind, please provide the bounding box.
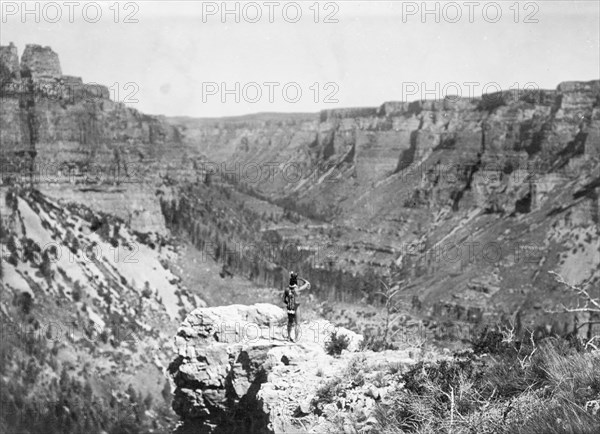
[1,43,599,433]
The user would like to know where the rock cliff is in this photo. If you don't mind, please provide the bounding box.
[169,81,600,330]
[2,43,599,335]
[0,185,207,432]
[0,43,197,234]
[168,303,365,433]
[20,44,62,78]
[2,43,599,434]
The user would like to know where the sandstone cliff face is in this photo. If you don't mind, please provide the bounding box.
[170,82,598,216]
[0,43,195,234]
[0,42,20,83]
[20,44,62,78]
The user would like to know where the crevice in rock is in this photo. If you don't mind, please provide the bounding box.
[343,141,356,164]
[18,75,39,181]
[524,124,548,155]
[450,125,486,211]
[461,153,482,190]
[218,371,270,434]
[394,129,418,173]
[573,178,600,224]
[321,131,335,160]
[556,130,588,166]
[406,101,423,117]
[514,191,532,214]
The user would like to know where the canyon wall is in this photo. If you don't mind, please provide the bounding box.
[170,81,600,325]
[0,43,198,234]
[2,43,598,325]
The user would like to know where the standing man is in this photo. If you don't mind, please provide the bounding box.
[284,271,310,342]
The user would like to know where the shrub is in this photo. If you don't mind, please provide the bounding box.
[345,354,367,377]
[470,324,505,355]
[17,292,33,315]
[372,334,600,434]
[359,329,392,352]
[142,282,153,298]
[374,389,437,433]
[72,281,84,302]
[387,361,404,375]
[352,370,365,387]
[506,398,600,434]
[326,330,350,356]
[314,378,343,404]
[344,354,368,387]
[372,370,389,388]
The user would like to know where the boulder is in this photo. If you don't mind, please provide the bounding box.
[170,304,286,431]
[169,303,364,433]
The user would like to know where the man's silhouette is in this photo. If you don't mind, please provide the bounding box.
[283,271,310,342]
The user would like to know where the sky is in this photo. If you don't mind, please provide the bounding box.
[1,1,599,117]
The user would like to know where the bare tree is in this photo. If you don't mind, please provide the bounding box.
[376,269,410,348]
[376,279,402,347]
[546,271,600,349]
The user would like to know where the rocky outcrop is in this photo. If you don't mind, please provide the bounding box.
[168,303,363,433]
[0,42,20,83]
[0,43,198,234]
[20,44,62,78]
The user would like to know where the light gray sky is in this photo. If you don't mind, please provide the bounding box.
[1,1,599,117]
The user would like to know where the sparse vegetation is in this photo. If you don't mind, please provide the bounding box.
[325,330,350,356]
[314,377,344,404]
[372,329,600,434]
[546,271,600,349]
[345,354,368,386]
[359,271,409,352]
[0,322,176,434]
[0,190,179,433]
[360,327,398,352]
[141,281,153,298]
[71,281,84,302]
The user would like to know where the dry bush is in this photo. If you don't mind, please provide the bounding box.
[372,329,600,434]
[325,330,350,356]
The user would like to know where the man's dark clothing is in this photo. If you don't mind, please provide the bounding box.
[284,287,298,313]
[287,312,297,325]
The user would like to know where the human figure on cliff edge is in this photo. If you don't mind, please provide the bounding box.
[284,271,310,342]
